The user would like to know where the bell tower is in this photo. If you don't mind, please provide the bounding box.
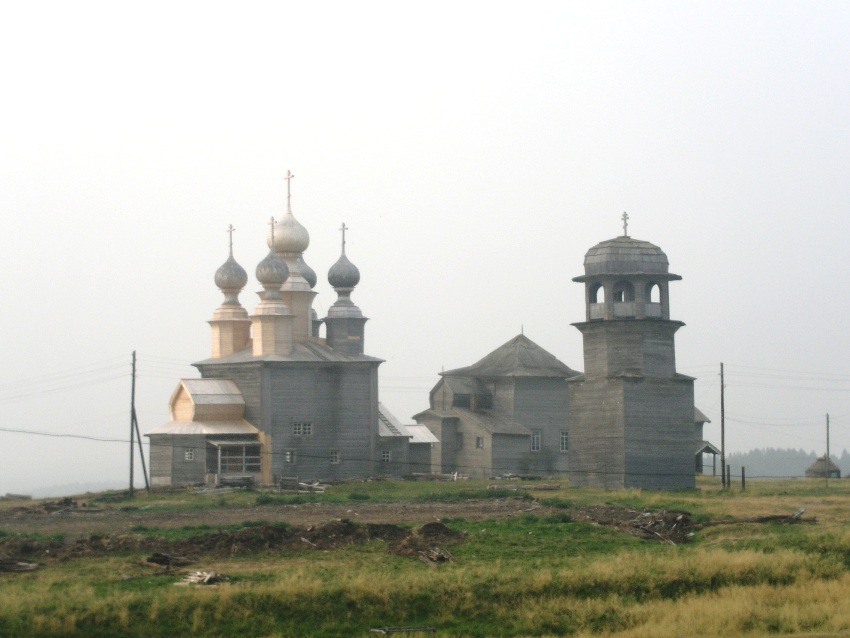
[567,216,695,490]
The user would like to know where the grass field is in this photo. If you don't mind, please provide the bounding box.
[1,477,849,637]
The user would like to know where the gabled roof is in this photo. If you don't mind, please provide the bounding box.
[696,440,720,455]
[694,407,711,424]
[377,403,439,443]
[442,334,580,379]
[414,407,530,436]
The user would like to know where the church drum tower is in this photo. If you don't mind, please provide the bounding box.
[567,217,695,490]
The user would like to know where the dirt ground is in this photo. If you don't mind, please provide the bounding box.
[0,497,543,540]
[0,495,809,566]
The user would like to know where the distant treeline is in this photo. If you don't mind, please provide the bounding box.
[723,448,849,479]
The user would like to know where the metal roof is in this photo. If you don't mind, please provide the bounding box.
[405,424,439,444]
[146,420,260,436]
[178,379,245,406]
[694,407,711,424]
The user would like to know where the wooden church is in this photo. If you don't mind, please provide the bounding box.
[146,175,435,487]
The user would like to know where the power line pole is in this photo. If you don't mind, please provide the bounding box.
[129,351,136,497]
[826,413,830,489]
[720,362,726,490]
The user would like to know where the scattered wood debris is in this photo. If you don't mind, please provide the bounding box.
[0,559,40,572]
[418,548,454,568]
[175,571,228,586]
[143,552,194,569]
[488,484,561,491]
[370,626,436,635]
[690,508,813,529]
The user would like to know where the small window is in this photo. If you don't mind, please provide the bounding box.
[453,394,471,408]
[476,437,484,449]
[293,422,313,436]
[531,430,542,452]
[285,450,297,464]
[330,450,341,464]
[184,448,195,462]
[560,431,569,453]
[381,450,391,463]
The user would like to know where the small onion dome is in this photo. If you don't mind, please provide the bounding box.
[214,254,248,290]
[297,255,317,288]
[328,252,360,288]
[256,250,289,285]
[268,209,310,254]
[583,236,670,276]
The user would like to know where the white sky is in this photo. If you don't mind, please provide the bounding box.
[1,1,849,495]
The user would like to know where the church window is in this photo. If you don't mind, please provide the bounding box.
[218,445,261,473]
[381,450,391,463]
[590,283,604,304]
[184,448,195,462]
[453,394,471,408]
[331,450,341,464]
[560,431,569,453]
[531,430,542,452]
[646,282,661,303]
[476,437,484,449]
[613,281,635,302]
[285,450,297,464]
[293,422,313,436]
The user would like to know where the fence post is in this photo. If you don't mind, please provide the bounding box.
[741,466,746,491]
[726,465,731,491]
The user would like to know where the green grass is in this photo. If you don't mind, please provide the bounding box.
[5,478,850,636]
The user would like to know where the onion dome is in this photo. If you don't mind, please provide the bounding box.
[268,209,310,254]
[267,171,310,254]
[297,255,317,289]
[215,254,248,291]
[583,237,670,276]
[256,250,289,286]
[328,252,360,289]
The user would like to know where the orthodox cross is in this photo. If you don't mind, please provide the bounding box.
[622,211,629,237]
[227,224,235,256]
[339,222,349,253]
[269,216,276,245]
[284,170,295,210]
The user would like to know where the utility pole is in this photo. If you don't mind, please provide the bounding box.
[720,362,726,490]
[826,413,830,489]
[129,351,136,497]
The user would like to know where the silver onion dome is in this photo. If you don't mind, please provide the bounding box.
[256,250,289,286]
[328,252,360,289]
[215,254,248,291]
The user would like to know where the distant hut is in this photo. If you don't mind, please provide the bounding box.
[805,455,841,479]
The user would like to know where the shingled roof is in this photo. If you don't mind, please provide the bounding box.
[442,334,580,379]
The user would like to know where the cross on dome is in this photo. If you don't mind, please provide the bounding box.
[284,170,295,212]
[340,222,349,254]
[622,211,629,237]
[227,224,235,256]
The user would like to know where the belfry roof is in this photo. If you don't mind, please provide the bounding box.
[442,334,580,379]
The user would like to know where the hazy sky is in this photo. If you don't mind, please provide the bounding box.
[2,1,849,495]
